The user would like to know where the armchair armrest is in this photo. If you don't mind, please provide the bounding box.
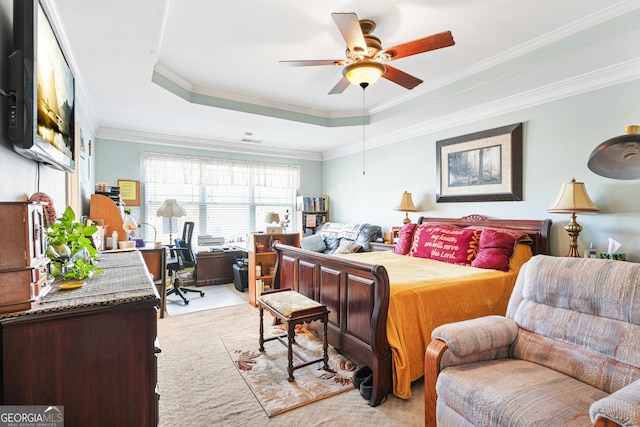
[424,315,519,427]
[432,315,518,360]
[590,380,640,427]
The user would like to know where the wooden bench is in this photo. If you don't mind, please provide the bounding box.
[257,288,329,381]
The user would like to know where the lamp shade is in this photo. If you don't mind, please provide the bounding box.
[588,125,640,180]
[122,214,138,232]
[395,191,417,212]
[264,212,280,224]
[343,60,386,88]
[156,199,186,218]
[548,178,599,214]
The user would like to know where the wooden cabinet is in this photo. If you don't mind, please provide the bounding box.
[195,249,244,286]
[248,233,300,306]
[0,251,160,427]
[369,242,396,252]
[140,247,167,318]
[89,193,125,242]
[0,202,50,314]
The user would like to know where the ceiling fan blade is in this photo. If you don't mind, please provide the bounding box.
[331,12,367,55]
[381,31,455,61]
[328,76,351,95]
[383,65,423,90]
[280,59,345,67]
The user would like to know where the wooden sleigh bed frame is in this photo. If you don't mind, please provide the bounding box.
[272,215,552,406]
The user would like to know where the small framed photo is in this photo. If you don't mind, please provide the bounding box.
[391,226,401,243]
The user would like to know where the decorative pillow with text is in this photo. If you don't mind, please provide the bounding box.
[409,225,481,265]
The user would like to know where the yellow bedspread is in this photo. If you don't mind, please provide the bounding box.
[338,243,533,399]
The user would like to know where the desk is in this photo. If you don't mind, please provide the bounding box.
[140,247,167,318]
[195,249,244,286]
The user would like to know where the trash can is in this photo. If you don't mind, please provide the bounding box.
[233,258,248,292]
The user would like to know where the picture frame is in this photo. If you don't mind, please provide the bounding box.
[118,179,141,206]
[79,128,86,155]
[391,226,401,243]
[436,123,523,203]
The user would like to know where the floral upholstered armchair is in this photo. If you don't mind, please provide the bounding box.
[425,255,640,427]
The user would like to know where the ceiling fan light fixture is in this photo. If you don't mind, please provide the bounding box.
[343,61,386,88]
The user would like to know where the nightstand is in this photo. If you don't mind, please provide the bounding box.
[369,242,396,252]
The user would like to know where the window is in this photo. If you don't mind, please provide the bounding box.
[140,152,300,244]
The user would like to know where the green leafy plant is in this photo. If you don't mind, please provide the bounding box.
[46,206,104,280]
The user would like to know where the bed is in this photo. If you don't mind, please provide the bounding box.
[272,215,551,406]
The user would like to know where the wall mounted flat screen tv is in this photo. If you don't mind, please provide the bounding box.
[9,0,76,173]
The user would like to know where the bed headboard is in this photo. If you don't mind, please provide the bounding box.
[417,214,552,256]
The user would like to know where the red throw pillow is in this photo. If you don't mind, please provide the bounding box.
[392,223,417,255]
[471,229,520,271]
[468,226,533,245]
[409,225,481,265]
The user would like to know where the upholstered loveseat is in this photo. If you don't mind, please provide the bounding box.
[299,222,381,255]
[425,255,640,426]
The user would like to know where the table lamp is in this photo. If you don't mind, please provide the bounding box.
[157,199,186,244]
[395,191,417,224]
[122,214,138,238]
[548,178,599,257]
[140,221,160,248]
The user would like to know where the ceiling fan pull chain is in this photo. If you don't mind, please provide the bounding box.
[362,84,367,175]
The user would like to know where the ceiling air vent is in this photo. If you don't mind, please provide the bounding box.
[241,132,263,143]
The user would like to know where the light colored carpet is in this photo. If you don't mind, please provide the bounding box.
[165,283,245,316]
[157,298,425,426]
[222,325,357,416]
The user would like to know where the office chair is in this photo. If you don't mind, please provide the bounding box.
[166,221,204,305]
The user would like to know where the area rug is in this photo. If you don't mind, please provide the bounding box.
[222,325,358,417]
[165,284,245,316]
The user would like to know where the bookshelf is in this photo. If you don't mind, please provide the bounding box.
[295,195,329,236]
[247,232,300,307]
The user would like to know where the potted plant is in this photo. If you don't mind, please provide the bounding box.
[46,206,104,280]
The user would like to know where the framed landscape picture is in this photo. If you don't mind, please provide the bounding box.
[436,123,523,203]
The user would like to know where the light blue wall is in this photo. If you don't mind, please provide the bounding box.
[323,80,640,260]
[95,81,640,260]
[94,138,323,219]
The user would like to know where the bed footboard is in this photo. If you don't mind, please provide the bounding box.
[273,244,392,406]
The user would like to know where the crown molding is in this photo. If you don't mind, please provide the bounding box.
[97,58,639,163]
[152,64,365,126]
[322,59,640,160]
[95,127,323,161]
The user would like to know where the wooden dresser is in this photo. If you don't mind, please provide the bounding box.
[0,251,160,426]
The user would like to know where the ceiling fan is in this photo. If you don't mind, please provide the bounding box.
[280,12,455,94]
